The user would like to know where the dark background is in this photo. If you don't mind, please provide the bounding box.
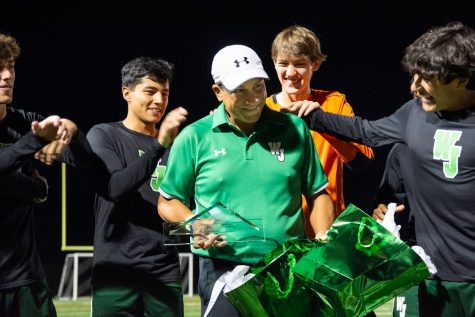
[2,1,472,294]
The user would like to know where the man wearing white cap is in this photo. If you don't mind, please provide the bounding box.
[158,44,335,316]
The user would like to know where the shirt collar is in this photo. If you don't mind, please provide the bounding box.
[211,102,287,132]
[211,103,229,129]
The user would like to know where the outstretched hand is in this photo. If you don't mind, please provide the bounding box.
[158,107,188,148]
[32,117,79,165]
[279,100,321,117]
[31,115,69,143]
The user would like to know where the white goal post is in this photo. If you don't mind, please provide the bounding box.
[57,252,194,300]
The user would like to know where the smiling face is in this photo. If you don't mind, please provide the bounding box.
[213,78,267,133]
[274,54,318,101]
[122,77,169,128]
[411,73,470,112]
[0,57,15,106]
[0,34,20,110]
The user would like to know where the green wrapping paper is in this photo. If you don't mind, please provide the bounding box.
[225,204,429,317]
[224,239,325,317]
[293,204,430,316]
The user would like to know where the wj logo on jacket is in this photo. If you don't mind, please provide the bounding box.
[433,129,462,179]
[268,142,285,162]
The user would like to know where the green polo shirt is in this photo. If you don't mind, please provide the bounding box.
[159,103,328,264]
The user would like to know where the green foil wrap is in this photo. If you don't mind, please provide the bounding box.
[293,204,430,316]
[225,239,324,317]
[225,204,429,317]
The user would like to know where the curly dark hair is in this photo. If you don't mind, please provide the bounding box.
[402,21,475,89]
[0,33,21,61]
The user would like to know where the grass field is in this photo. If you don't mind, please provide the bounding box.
[54,296,393,316]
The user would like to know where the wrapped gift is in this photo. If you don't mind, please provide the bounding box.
[225,204,429,317]
[224,239,326,317]
[293,204,430,316]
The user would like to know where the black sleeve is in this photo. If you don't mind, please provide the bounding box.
[346,152,374,170]
[86,125,166,202]
[374,143,415,244]
[374,144,408,206]
[308,102,412,147]
[60,130,97,169]
[3,107,45,135]
[0,132,49,176]
[0,171,48,199]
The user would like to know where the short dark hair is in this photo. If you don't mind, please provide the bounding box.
[121,57,174,88]
[402,21,475,89]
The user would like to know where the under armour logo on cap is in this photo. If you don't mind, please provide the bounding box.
[211,44,269,91]
[234,57,249,67]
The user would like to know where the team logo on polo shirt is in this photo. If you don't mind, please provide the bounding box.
[268,142,285,162]
[213,148,227,156]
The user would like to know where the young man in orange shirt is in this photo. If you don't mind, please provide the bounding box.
[266,25,374,237]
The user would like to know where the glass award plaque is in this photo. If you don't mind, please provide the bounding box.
[163,202,265,246]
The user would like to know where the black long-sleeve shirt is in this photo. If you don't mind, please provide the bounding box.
[86,122,181,283]
[0,132,49,176]
[374,143,416,245]
[310,98,475,283]
[0,171,48,200]
[0,107,92,289]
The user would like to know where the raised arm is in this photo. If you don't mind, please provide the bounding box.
[278,100,374,165]
[0,115,68,176]
[87,108,187,201]
[33,117,95,168]
[308,101,414,147]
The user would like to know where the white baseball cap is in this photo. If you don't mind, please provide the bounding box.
[211,45,269,91]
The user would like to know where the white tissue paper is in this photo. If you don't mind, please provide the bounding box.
[223,265,254,293]
[411,245,438,274]
[378,203,438,275]
[379,202,401,239]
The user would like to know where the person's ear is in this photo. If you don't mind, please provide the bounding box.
[122,86,131,102]
[212,84,224,101]
[312,61,321,72]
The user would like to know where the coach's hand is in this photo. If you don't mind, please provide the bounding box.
[191,219,227,250]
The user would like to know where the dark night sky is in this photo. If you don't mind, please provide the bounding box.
[1,1,472,293]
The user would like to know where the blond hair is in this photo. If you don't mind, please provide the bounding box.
[271,25,327,64]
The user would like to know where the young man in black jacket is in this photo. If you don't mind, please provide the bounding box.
[86,57,188,316]
[304,22,475,316]
[0,33,92,317]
